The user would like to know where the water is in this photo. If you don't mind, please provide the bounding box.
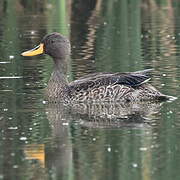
[0,1,180,179]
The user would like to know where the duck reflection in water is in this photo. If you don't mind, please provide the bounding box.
[46,101,163,130]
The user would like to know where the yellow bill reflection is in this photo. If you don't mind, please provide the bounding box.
[24,144,45,168]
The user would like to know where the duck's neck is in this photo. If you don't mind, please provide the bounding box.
[51,64,68,85]
[46,58,69,101]
[54,58,68,76]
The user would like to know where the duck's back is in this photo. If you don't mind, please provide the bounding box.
[68,70,168,102]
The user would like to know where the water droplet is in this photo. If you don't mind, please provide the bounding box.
[139,147,148,151]
[9,55,14,59]
[42,100,47,104]
[31,30,35,35]
[13,165,18,169]
[11,153,15,156]
[62,122,69,126]
[8,126,18,130]
[132,163,138,168]
[20,137,27,141]
[167,110,173,115]
[151,145,155,148]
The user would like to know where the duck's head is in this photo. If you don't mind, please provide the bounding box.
[21,32,71,60]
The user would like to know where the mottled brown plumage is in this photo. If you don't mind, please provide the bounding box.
[21,32,172,103]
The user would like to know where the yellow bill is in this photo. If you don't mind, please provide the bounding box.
[21,43,44,56]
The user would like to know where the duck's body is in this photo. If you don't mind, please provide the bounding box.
[46,69,168,103]
[21,32,171,103]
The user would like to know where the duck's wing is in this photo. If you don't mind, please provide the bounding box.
[76,69,153,81]
[69,69,152,91]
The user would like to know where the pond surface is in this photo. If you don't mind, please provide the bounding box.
[0,1,180,180]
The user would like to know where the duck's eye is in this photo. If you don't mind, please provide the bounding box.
[51,40,55,44]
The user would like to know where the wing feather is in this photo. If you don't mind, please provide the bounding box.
[69,69,152,92]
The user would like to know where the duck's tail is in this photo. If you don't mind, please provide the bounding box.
[157,94,177,101]
[135,69,177,102]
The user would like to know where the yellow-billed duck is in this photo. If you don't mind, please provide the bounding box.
[21,32,173,103]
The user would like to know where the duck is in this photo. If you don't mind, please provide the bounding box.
[21,32,172,103]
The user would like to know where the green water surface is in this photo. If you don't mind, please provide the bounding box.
[0,0,180,180]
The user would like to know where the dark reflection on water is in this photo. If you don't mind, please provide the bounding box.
[44,101,162,180]
[0,0,180,180]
